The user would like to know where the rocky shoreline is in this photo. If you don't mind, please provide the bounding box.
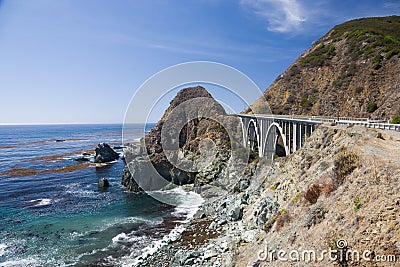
[131,125,400,266]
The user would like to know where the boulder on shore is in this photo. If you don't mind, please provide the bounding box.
[94,143,119,163]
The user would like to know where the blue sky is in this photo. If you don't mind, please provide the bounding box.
[0,0,399,124]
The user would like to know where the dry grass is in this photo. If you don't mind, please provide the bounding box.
[304,183,321,204]
[275,211,291,232]
[334,148,359,183]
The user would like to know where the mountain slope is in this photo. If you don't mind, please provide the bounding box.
[251,16,400,119]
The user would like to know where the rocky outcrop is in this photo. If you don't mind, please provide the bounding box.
[98,178,110,188]
[122,86,244,192]
[250,16,400,119]
[94,143,119,163]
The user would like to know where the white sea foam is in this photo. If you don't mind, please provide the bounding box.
[112,232,128,243]
[0,243,8,257]
[121,187,204,266]
[63,153,93,162]
[0,258,38,267]
[29,198,52,207]
[64,183,96,198]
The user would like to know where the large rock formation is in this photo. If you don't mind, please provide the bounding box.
[250,16,400,119]
[94,143,119,163]
[122,86,244,192]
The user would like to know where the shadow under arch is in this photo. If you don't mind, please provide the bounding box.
[264,122,289,161]
[247,119,260,159]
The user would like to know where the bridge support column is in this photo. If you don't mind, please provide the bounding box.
[306,124,312,137]
[298,123,302,149]
[293,123,297,152]
[287,122,291,154]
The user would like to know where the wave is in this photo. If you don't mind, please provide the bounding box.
[0,258,38,267]
[0,243,8,257]
[28,198,53,207]
[112,233,147,245]
[64,183,97,198]
[118,187,204,266]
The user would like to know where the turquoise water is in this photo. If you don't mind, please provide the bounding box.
[0,124,186,266]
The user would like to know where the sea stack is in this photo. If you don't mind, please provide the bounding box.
[122,86,242,192]
[94,143,119,163]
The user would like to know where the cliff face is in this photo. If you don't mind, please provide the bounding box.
[251,16,400,119]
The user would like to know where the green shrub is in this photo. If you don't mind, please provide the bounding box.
[354,196,361,212]
[332,79,342,87]
[351,29,368,38]
[386,49,399,59]
[384,34,399,44]
[288,65,301,77]
[364,47,375,56]
[270,182,280,190]
[300,95,312,108]
[391,115,400,124]
[300,43,335,67]
[367,102,378,113]
[372,55,382,70]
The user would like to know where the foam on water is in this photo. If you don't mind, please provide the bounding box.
[0,243,8,257]
[29,198,52,207]
[0,258,38,267]
[119,187,204,266]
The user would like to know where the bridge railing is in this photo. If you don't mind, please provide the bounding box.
[336,121,400,131]
[237,114,400,131]
[250,114,370,123]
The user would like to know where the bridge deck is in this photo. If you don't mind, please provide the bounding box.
[236,114,400,131]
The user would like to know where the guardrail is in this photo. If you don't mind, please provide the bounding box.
[248,114,370,122]
[336,120,400,131]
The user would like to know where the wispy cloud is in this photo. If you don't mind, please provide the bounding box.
[241,0,307,33]
[101,31,295,63]
[383,1,400,9]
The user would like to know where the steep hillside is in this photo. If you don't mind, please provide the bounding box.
[251,16,400,119]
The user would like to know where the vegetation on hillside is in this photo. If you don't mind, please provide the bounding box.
[391,115,400,124]
[300,16,400,69]
[255,16,400,118]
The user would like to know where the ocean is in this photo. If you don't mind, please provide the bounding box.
[0,124,202,266]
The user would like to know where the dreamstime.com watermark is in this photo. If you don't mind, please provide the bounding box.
[258,239,399,264]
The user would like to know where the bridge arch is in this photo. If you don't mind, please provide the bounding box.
[264,122,289,160]
[246,119,260,153]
